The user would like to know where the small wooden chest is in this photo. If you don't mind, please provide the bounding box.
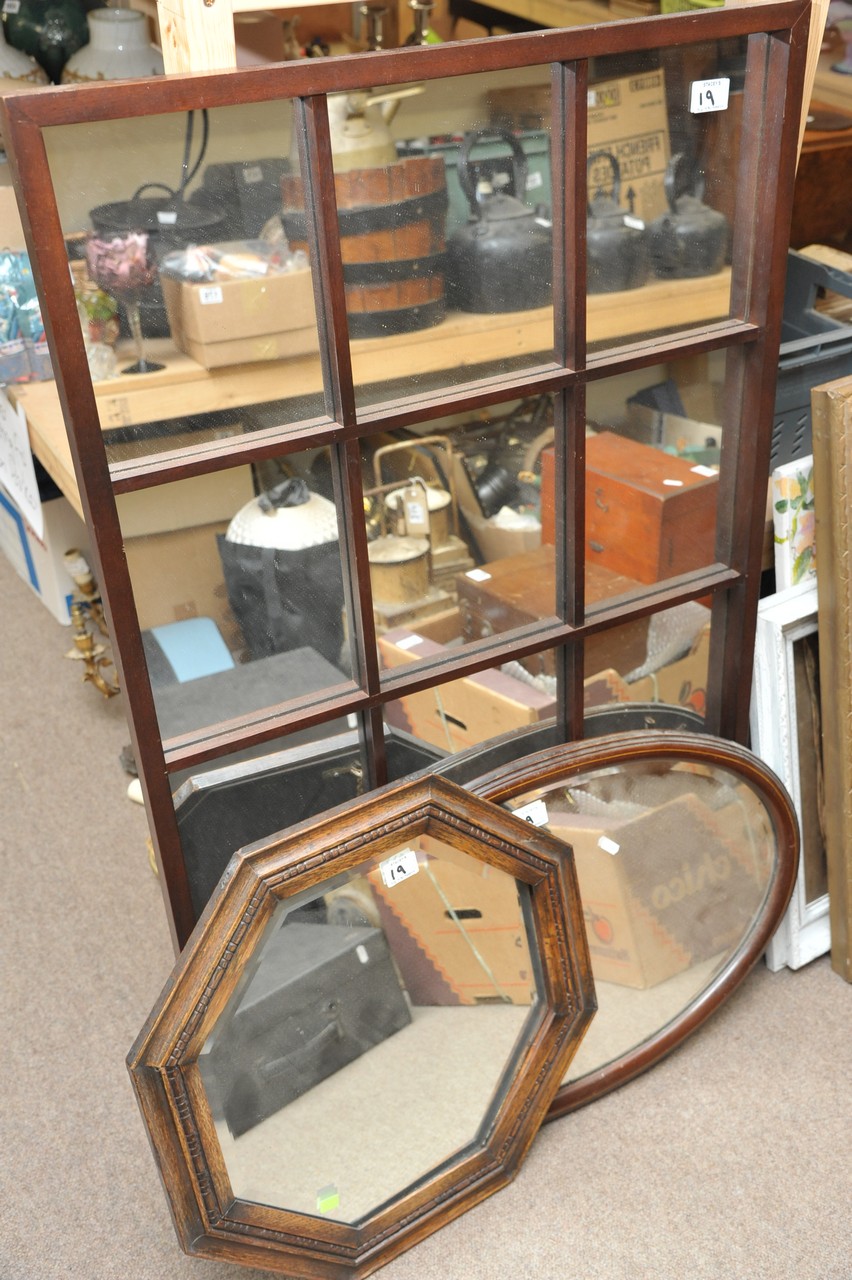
[541,431,719,584]
[456,544,650,678]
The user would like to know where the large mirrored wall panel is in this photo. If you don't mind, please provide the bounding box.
[324,69,556,409]
[117,446,355,744]
[43,101,327,465]
[198,842,540,1222]
[584,39,740,354]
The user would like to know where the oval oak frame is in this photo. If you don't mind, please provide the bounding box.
[466,729,799,1120]
[127,772,596,1278]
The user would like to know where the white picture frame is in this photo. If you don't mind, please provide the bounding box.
[750,579,829,970]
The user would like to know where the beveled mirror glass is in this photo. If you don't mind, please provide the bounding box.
[128,774,595,1275]
[465,730,799,1117]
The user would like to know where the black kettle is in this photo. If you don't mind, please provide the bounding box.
[586,151,650,294]
[648,154,730,279]
[445,129,552,314]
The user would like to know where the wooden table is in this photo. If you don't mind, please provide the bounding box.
[11,268,732,519]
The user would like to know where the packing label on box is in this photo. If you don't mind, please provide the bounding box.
[587,69,671,224]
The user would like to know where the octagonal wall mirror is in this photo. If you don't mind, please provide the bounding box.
[464,729,798,1119]
[128,773,595,1277]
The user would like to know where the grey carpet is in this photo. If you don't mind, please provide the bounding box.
[1,549,850,1280]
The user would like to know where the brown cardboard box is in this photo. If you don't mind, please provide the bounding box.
[368,835,535,1006]
[124,520,238,643]
[160,266,318,369]
[544,791,766,988]
[488,69,671,225]
[115,467,254,539]
[379,626,555,751]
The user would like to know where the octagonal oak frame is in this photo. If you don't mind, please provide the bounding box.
[0,0,811,951]
[127,773,596,1278]
[462,728,799,1120]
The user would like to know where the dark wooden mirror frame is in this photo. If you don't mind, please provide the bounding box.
[127,772,596,1278]
[464,728,800,1120]
[0,0,811,951]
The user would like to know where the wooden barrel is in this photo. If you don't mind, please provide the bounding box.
[280,156,448,338]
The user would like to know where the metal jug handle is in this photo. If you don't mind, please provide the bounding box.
[457,127,529,218]
[664,152,706,210]
[586,150,621,214]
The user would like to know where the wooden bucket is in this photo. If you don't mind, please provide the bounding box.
[368,535,431,603]
[280,156,448,338]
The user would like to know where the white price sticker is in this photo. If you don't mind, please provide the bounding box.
[466,568,492,582]
[513,798,549,827]
[395,633,423,651]
[156,210,178,225]
[624,216,645,231]
[379,848,420,888]
[199,285,224,306]
[2,2,21,14]
[597,835,621,856]
[526,171,543,191]
[690,78,730,115]
[691,464,718,477]
[243,165,264,184]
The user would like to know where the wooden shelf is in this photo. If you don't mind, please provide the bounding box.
[11,268,731,519]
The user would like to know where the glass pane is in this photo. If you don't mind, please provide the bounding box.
[585,40,740,352]
[585,598,711,721]
[198,840,540,1221]
[173,725,446,920]
[118,446,354,743]
[503,753,776,1084]
[318,68,554,410]
[362,407,554,668]
[579,353,723,593]
[43,100,326,467]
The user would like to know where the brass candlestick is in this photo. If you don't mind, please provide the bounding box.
[64,549,120,698]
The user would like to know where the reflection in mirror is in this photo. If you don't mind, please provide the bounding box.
[43,99,326,466]
[501,752,777,1089]
[117,446,355,745]
[584,39,738,353]
[316,68,555,408]
[173,727,445,918]
[198,837,540,1222]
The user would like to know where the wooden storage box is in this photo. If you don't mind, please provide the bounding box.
[455,544,650,678]
[541,432,718,584]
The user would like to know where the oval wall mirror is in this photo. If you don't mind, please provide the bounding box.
[465,730,799,1119]
[128,773,595,1276]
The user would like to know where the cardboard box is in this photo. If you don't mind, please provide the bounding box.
[545,790,766,988]
[115,466,254,539]
[124,520,240,644]
[160,267,319,369]
[368,835,535,1006]
[380,626,556,751]
[587,70,671,225]
[0,483,91,625]
[488,69,671,225]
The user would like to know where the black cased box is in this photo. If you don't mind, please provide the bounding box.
[201,921,411,1137]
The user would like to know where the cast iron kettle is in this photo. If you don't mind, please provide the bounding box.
[446,129,552,314]
[586,150,650,294]
[648,153,730,279]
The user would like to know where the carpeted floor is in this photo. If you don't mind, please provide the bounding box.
[1,549,850,1280]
